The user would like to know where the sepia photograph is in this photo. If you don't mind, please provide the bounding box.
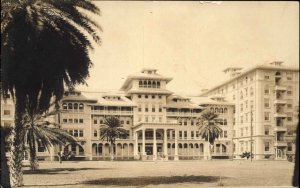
[1,1,299,187]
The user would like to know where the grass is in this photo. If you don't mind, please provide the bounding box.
[23,160,295,187]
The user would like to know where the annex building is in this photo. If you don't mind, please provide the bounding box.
[1,61,298,161]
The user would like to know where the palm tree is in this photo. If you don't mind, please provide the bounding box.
[198,109,223,160]
[100,116,129,161]
[0,125,12,188]
[22,107,77,171]
[1,0,101,186]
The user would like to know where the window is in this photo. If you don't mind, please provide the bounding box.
[152,95,155,99]
[287,104,292,108]
[74,130,78,137]
[79,130,84,137]
[157,82,161,88]
[139,80,143,87]
[152,108,155,112]
[158,95,162,99]
[94,119,97,124]
[74,103,78,110]
[184,121,187,126]
[79,119,83,123]
[224,131,228,138]
[264,98,270,108]
[63,103,67,109]
[94,130,97,137]
[127,121,130,124]
[69,119,73,123]
[159,107,162,112]
[287,86,292,95]
[121,120,124,124]
[138,95,141,98]
[241,128,244,136]
[179,131,182,139]
[264,142,269,151]
[37,140,45,152]
[63,119,67,123]
[224,119,227,125]
[145,106,148,112]
[68,103,73,109]
[145,95,148,99]
[138,106,142,112]
[287,143,293,151]
[79,103,84,110]
[264,127,269,135]
[184,131,187,139]
[224,108,228,113]
[240,104,243,112]
[191,131,194,139]
[191,120,194,126]
[287,116,293,122]
[74,119,78,123]
[240,91,243,99]
[264,87,270,95]
[3,110,10,115]
[264,112,270,121]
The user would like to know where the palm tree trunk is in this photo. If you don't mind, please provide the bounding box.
[0,130,11,188]
[28,134,39,171]
[110,142,114,161]
[10,98,25,187]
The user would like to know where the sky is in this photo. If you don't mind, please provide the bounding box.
[77,1,299,96]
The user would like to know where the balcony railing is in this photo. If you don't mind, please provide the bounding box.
[274,141,287,147]
[273,126,287,132]
[92,110,133,115]
[274,113,287,118]
[166,112,200,117]
[275,85,287,91]
[274,99,287,105]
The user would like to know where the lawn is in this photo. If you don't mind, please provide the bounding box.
[23,160,295,187]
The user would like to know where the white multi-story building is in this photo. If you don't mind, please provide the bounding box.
[1,69,235,161]
[200,61,299,160]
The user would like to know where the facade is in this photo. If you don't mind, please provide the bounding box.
[1,62,298,161]
[1,69,234,161]
[57,69,234,161]
[200,61,299,160]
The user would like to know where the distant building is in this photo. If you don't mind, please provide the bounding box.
[200,61,299,160]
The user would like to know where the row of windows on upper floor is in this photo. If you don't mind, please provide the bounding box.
[209,71,295,96]
[62,118,84,124]
[137,94,163,99]
[62,103,84,110]
[139,80,161,88]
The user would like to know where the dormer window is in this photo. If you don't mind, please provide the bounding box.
[157,81,161,88]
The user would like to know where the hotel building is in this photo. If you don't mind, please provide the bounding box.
[1,62,298,161]
[200,61,299,160]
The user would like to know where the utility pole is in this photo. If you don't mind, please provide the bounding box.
[250,109,253,162]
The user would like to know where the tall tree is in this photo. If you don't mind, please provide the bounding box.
[22,107,76,171]
[0,125,12,188]
[1,0,101,186]
[100,116,129,161]
[198,109,223,160]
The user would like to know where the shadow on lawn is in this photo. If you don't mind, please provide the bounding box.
[24,167,114,175]
[82,175,222,186]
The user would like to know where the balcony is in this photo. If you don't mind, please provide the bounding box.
[275,86,287,91]
[166,112,200,117]
[274,99,287,105]
[91,110,133,116]
[273,126,287,132]
[274,141,287,147]
[274,113,287,118]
